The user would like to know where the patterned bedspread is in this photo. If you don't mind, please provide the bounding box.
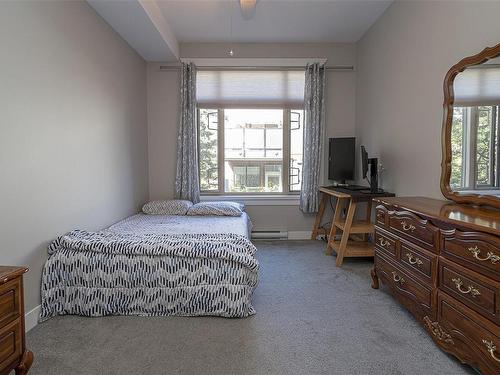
[40,230,259,321]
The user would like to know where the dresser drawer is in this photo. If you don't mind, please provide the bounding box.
[432,291,500,375]
[0,318,22,372]
[0,278,21,328]
[439,258,500,324]
[442,229,500,282]
[400,240,437,284]
[387,210,439,252]
[374,228,397,258]
[375,253,433,320]
[375,205,387,226]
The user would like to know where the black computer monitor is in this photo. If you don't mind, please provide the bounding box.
[328,137,355,184]
[361,145,369,179]
[360,145,380,192]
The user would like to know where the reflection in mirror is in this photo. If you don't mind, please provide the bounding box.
[450,56,500,194]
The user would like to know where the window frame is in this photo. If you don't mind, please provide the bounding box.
[197,107,303,196]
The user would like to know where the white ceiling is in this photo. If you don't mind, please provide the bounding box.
[158,0,392,43]
[88,0,392,61]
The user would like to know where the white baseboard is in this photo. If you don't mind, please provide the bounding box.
[287,231,311,240]
[25,305,40,333]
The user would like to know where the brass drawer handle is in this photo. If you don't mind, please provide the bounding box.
[468,246,500,264]
[378,237,390,247]
[406,253,423,266]
[392,271,405,284]
[451,278,481,297]
[482,340,500,362]
[401,221,416,232]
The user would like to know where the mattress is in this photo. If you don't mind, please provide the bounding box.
[39,213,258,321]
[105,212,252,238]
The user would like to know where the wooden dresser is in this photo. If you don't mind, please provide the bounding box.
[0,266,33,375]
[371,197,500,375]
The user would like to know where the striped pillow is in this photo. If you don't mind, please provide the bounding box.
[142,200,193,215]
[187,202,244,217]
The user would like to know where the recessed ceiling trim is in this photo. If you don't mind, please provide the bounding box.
[87,0,179,62]
[138,0,179,59]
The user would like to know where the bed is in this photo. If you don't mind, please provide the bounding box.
[39,212,258,321]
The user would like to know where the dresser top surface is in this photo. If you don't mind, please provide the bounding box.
[373,196,500,235]
[0,266,28,283]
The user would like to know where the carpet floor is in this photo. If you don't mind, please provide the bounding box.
[27,240,476,375]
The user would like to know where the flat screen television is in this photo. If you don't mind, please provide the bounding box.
[328,137,355,184]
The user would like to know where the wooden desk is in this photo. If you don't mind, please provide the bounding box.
[311,186,395,267]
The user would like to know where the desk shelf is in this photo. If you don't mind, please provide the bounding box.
[329,240,374,258]
[334,220,374,234]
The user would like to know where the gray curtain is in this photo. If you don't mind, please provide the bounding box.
[175,62,200,203]
[300,63,326,213]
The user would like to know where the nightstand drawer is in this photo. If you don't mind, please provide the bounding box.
[0,318,22,371]
[0,278,21,327]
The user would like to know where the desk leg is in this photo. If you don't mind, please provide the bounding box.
[311,193,328,240]
[335,200,357,267]
[363,200,373,241]
[326,197,343,255]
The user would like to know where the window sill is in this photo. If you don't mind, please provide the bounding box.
[200,194,300,206]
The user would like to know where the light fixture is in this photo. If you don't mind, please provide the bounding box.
[239,0,257,20]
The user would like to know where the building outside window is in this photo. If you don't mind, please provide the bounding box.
[198,108,304,194]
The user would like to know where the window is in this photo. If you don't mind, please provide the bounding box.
[197,69,305,195]
[451,105,500,190]
[199,108,304,194]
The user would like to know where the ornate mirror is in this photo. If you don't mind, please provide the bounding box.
[441,43,500,208]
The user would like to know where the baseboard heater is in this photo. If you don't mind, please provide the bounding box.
[251,230,288,240]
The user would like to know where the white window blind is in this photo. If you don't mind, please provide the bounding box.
[454,65,500,106]
[196,70,305,108]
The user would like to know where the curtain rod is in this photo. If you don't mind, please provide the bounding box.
[158,65,354,72]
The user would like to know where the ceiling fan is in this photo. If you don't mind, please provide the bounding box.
[239,0,257,20]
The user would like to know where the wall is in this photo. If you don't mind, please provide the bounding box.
[148,43,356,232]
[0,1,148,313]
[356,1,500,197]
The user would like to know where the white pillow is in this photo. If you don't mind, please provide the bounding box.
[187,201,245,217]
[142,200,193,215]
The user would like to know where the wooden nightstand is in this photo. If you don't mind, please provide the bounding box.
[0,266,33,375]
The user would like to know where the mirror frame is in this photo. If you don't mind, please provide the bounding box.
[441,43,500,208]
